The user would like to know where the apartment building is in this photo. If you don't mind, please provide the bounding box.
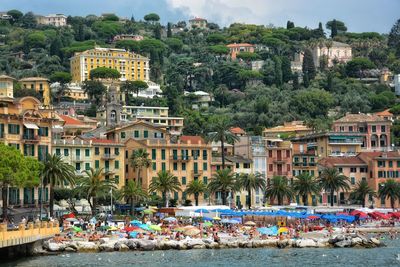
[36,14,67,27]
[263,121,312,138]
[226,43,255,60]
[19,77,51,106]
[188,18,208,30]
[266,138,293,179]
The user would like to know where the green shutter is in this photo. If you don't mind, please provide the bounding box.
[134,130,139,138]
[121,132,126,138]
[95,160,100,169]
[182,163,186,171]
[161,149,165,160]
[144,130,148,138]
[152,149,156,160]
[56,149,61,156]
[85,163,90,170]
[182,177,186,185]
[85,149,90,157]
[173,162,178,171]
[115,160,119,169]
[203,162,207,171]
[152,162,156,171]
[162,162,166,171]
[203,176,208,184]
[202,150,207,160]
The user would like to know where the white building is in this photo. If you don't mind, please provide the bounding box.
[130,81,162,99]
[184,90,213,109]
[36,14,67,27]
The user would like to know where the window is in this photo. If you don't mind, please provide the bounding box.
[162,162,166,171]
[294,157,299,163]
[115,148,119,155]
[351,177,355,185]
[95,147,99,155]
[174,192,178,200]
[349,126,353,132]
[173,162,178,171]
[64,149,69,156]
[152,149,156,160]
[152,162,156,170]
[398,161,400,168]
[269,164,273,172]
[38,127,48,137]
[85,149,90,157]
[203,162,208,171]
[8,124,20,135]
[203,176,208,184]
[76,163,81,171]
[236,163,240,169]
[268,151,273,157]
[115,175,120,184]
[121,132,126,138]
[144,130,148,138]
[161,149,166,160]
[389,161,393,168]
[350,167,357,173]
[360,167,367,173]
[287,164,291,171]
[377,161,385,168]
[182,163,186,171]
[115,160,119,169]
[56,149,61,156]
[244,163,250,169]
[85,163,90,170]
[362,177,366,182]
[182,192,187,200]
[182,176,186,185]
[95,160,100,169]
[381,125,386,133]
[202,150,208,160]
[286,150,290,158]
[372,125,376,132]
[338,167,343,173]
[134,130,139,138]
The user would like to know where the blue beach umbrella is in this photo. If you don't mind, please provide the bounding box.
[202,217,213,221]
[195,209,210,213]
[130,220,142,225]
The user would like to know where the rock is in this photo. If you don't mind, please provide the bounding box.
[295,239,317,248]
[164,240,180,250]
[334,240,352,248]
[65,242,78,250]
[137,240,157,251]
[186,239,205,249]
[64,247,77,252]
[99,242,116,252]
[277,240,290,249]
[315,238,330,248]
[114,243,129,251]
[351,237,363,246]
[370,238,381,246]
[227,241,239,248]
[47,242,65,252]
[99,238,110,244]
[126,239,138,250]
[205,242,220,249]
[238,240,249,248]
[76,241,99,252]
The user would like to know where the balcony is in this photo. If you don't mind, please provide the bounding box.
[328,138,363,145]
[272,171,290,176]
[102,153,117,160]
[307,142,317,148]
[192,170,203,176]
[170,155,191,162]
[23,135,40,143]
[273,158,287,163]
[73,155,84,162]
[105,168,116,175]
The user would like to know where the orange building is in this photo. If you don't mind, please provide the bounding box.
[266,138,292,179]
[227,43,255,60]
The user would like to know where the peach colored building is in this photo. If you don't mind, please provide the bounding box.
[312,41,352,68]
[227,43,255,60]
[266,138,292,179]
[263,121,313,138]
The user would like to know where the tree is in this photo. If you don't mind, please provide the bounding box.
[316,22,325,38]
[144,13,160,23]
[291,89,334,118]
[286,21,295,29]
[238,173,266,209]
[21,12,37,28]
[350,180,376,208]
[50,72,72,104]
[318,168,350,206]
[207,116,239,169]
[167,22,172,38]
[281,56,292,83]
[330,19,338,38]
[209,45,229,55]
[49,37,63,59]
[292,173,320,206]
[120,180,148,216]
[273,56,283,86]
[90,67,121,80]
[326,19,347,37]
[102,14,119,21]
[42,154,76,217]
[129,149,151,184]
[165,38,184,53]
[379,179,400,210]
[265,176,293,205]
[7,9,23,23]
[82,80,107,105]
[77,168,116,216]
[345,58,375,78]
[206,34,226,44]
[149,171,181,207]
[302,49,316,80]
[185,180,207,206]
[153,24,162,40]
[388,19,400,49]
[0,145,42,220]
[208,169,236,206]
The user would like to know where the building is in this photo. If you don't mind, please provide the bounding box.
[65,83,88,100]
[291,140,318,178]
[129,81,162,99]
[188,18,208,29]
[227,43,255,60]
[263,121,312,139]
[184,91,214,110]
[251,60,265,71]
[19,77,51,106]
[53,137,125,189]
[375,109,394,122]
[70,47,150,83]
[312,41,352,68]
[59,114,97,137]
[266,138,292,179]
[36,14,67,27]
[113,34,144,42]
[333,113,392,151]
[0,75,15,98]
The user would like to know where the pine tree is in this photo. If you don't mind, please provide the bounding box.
[130,15,135,22]
[281,56,292,83]
[50,37,63,59]
[302,49,316,79]
[388,19,400,49]
[167,22,172,38]
[286,21,295,29]
[317,22,324,37]
[331,19,338,38]
[154,24,161,40]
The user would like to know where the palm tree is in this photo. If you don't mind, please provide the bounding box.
[318,167,350,207]
[207,117,239,169]
[129,149,151,184]
[42,154,76,217]
[185,180,207,206]
[350,180,376,208]
[238,172,266,209]
[265,176,293,205]
[120,180,148,216]
[149,170,181,207]
[77,168,116,216]
[208,169,236,205]
[379,179,400,210]
[292,172,320,206]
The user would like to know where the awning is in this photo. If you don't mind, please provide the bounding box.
[24,123,39,129]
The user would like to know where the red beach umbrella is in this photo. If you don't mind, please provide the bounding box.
[307,215,319,220]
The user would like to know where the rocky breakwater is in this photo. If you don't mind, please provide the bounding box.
[42,234,384,254]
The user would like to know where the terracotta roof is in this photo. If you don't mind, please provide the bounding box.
[264,122,311,133]
[90,138,117,144]
[227,43,255,48]
[19,77,49,82]
[59,114,85,126]
[189,17,207,21]
[375,109,393,117]
[180,135,205,144]
[358,151,400,160]
[230,127,246,135]
[334,113,386,123]
[318,156,367,167]
[0,74,15,80]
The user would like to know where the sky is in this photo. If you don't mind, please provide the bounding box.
[1,0,399,33]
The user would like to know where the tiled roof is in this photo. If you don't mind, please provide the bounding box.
[19,77,49,82]
[318,156,367,167]
[264,124,311,133]
[334,113,386,123]
[0,74,15,80]
[180,135,205,144]
[230,127,246,135]
[331,41,351,48]
[90,138,117,144]
[358,151,400,159]
[375,109,393,117]
[189,17,207,21]
[59,114,85,126]
[227,43,255,48]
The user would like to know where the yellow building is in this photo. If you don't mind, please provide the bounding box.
[0,75,15,98]
[19,77,51,107]
[0,92,60,208]
[105,121,213,205]
[70,47,150,82]
[52,137,125,189]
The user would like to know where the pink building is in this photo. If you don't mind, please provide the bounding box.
[227,43,255,60]
[312,41,352,68]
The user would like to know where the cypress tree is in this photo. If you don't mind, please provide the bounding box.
[292,72,300,90]
[303,72,310,88]
[317,22,324,38]
[274,56,283,86]
[286,21,295,29]
[154,24,161,40]
[302,49,316,79]
[281,56,292,83]
[167,22,172,38]
[331,19,338,38]
[50,37,63,59]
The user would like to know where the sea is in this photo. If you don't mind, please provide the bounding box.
[2,239,400,267]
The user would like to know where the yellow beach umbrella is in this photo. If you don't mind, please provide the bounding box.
[278,227,289,234]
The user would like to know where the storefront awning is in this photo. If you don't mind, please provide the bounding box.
[23,123,39,129]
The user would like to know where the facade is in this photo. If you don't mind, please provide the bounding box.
[59,114,96,137]
[36,14,67,27]
[188,18,208,29]
[263,121,312,138]
[266,138,293,179]
[0,75,14,98]
[19,77,51,106]
[184,91,214,110]
[227,43,255,60]
[291,141,318,178]
[113,34,144,42]
[312,41,352,68]
[70,47,150,83]
[53,138,125,189]
[375,109,394,122]
[129,81,162,99]
[333,113,392,151]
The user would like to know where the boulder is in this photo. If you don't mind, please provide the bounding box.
[370,238,381,246]
[99,238,110,244]
[351,237,363,246]
[334,240,352,248]
[137,240,157,251]
[238,240,249,248]
[76,241,99,252]
[64,247,77,252]
[126,239,138,250]
[99,242,116,252]
[227,241,239,248]
[47,242,65,252]
[185,239,205,249]
[315,238,330,248]
[114,243,129,252]
[295,239,317,248]
[205,242,220,249]
[277,240,290,249]
[164,240,180,250]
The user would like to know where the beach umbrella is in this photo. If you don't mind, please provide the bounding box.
[307,215,320,220]
[130,220,142,225]
[244,221,256,226]
[72,226,82,232]
[195,209,209,213]
[143,209,154,214]
[129,232,139,238]
[184,228,200,236]
[213,217,221,220]
[125,226,139,232]
[203,222,213,227]
[150,225,162,231]
[138,224,151,231]
[163,217,177,222]
[278,227,289,234]
[202,217,213,221]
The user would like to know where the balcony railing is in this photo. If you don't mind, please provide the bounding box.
[73,155,84,162]
[102,154,117,160]
[170,155,191,161]
[23,135,40,142]
[192,170,203,176]
[328,139,363,144]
